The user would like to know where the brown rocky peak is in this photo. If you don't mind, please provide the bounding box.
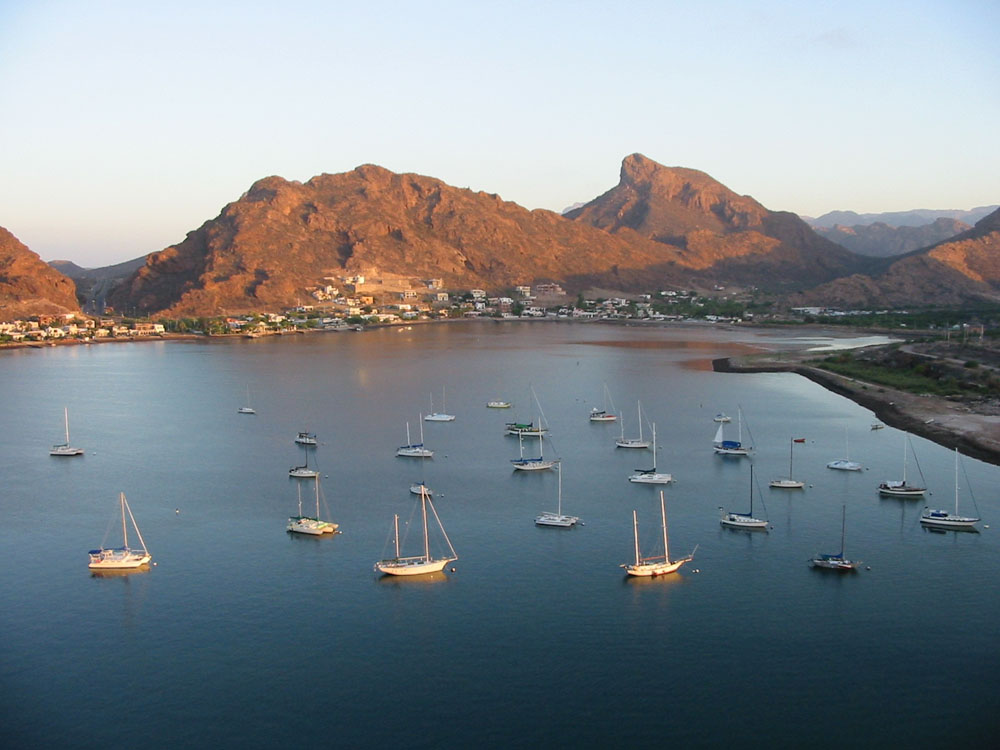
[0,227,81,320]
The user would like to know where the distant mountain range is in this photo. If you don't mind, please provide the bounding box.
[805,206,998,229]
[812,218,973,258]
[1,154,997,320]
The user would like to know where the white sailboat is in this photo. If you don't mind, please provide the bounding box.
[713,413,731,423]
[810,505,861,570]
[621,490,695,577]
[424,388,455,422]
[374,488,457,576]
[487,400,512,409]
[289,450,320,477]
[720,464,769,529]
[712,407,749,456]
[287,475,338,535]
[628,422,673,483]
[50,407,84,456]
[535,462,579,527]
[921,448,980,529]
[511,432,558,471]
[409,482,433,496]
[827,427,862,471]
[770,438,806,489]
[878,433,926,497]
[294,431,318,445]
[396,417,434,458]
[237,384,255,414]
[589,383,618,422]
[88,492,151,570]
[616,401,650,449]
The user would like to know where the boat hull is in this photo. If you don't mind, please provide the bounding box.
[535,512,578,527]
[623,556,691,577]
[50,446,84,456]
[511,459,557,471]
[827,460,862,471]
[628,472,673,484]
[810,558,859,571]
[375,557,454,576]
[424,414,455,422]
[878,485,926,497]
[769,479,805,489]
[720,514,768,529]
[88,549,151,569]
[920,512,979,528]
[396,447,433,458]
[616,440,650,449]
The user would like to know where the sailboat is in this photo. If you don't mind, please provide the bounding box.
[535,462,579,527]
[505,418,547,437]
[622,490,695,577]
[827,427,862,471]
[486,400,512,409]
[720,464,769,529]
[920,448,980,529]
[374,487,458,575]
[511,432,558,471]
[628,422,673,483]
[88,492,151,570]
[409,482,433,496]
[289,450,319,477]
[712,406,750,456]
[616,401,650,449]
[713,413,731,423]
[424,387,455,422]
[396,417,434,457]
[50,406,84,456]
[294,431,318,445]
[287,475,338,535]
[770,437,805,488]
[810,505,860,570]
[589,383,618,422]
[237,384,255,414]
[878,433,926,497]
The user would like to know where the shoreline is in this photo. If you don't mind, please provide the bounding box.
[713,355,1000,468]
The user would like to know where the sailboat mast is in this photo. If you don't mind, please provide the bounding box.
[120,492,129,548]
[393,514,400,559]
[421,489,430,562]
[405,422,411,446]
[749,464,754,514]
[651,423,657,470]
[632,510,640,566]
[637,402,643,441]
[840,505,847,558]
[660,491,670,563]
[954,448,959,515]
[789,438,794,479]
[902,435,908,483]
[64,407,71,443]
[314,475,320,517]
[557,462,562,515]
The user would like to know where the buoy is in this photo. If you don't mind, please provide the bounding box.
[450,567,456,572]
[153,562,158,566]
[865,566,871,570]
[175,509,179,514]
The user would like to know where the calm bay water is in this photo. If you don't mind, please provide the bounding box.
[2,321,998,748]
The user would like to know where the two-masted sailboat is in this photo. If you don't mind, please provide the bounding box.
[396,417,434,458]
[621,490,695,577]
[287,475,338,535]
[375,487,457,576]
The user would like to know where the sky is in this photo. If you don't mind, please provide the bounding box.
[1,0,998,268]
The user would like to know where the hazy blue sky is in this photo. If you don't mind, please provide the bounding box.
[2,0,997,267]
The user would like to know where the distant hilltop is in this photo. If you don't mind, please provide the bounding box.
[0,154,996,320]
[805,206,998,229]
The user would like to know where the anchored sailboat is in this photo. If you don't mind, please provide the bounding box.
[770,437,805,488]
[511,432,558,471]
[616,401,650,449]
[628,422,673,484]
[375,488,457,576]
[878,433,926,497]
[287,475,338,535]
[50,407,84,456]
[720,464,769,529]
[396,417,434,458]
[827,427,862,471]
[237,384,255,414]
[621,490,695,577]
[920,448,980,529]
[424,387,455,422]
[810,505,860,571]
[88,493,151,570]
[589,383,618,422]
[535,462,579,527]
[712,407,750,456]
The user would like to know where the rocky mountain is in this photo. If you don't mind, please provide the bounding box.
[111,165,698,317]
[806,206,998,229]
[0,227,80,320]
[565,154,867,289]
[793,208,1000,308]
[815,217,971,258]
